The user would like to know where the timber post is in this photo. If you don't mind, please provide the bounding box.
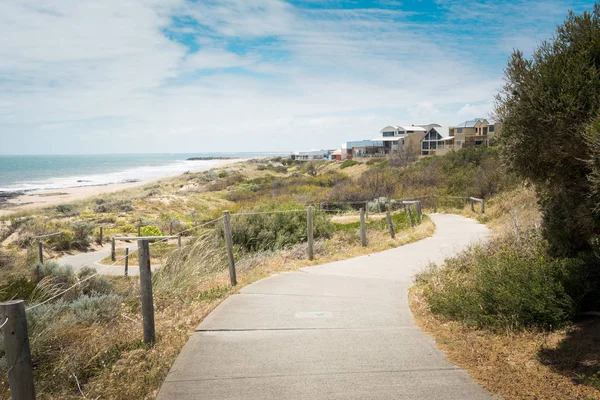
[223,211,237,286]
[0,300,36,400]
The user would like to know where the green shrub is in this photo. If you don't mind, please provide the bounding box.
[77,266,114,295]
[416,230,587,331]
[29,261,74,285]
[55,204,74,214]
[0,276,37,302]
[140,225,163,237]
[71,221,94,249]
[217,170,228,178]
[340,160,359,169]
[229,203,333,252]
[68,294,122,324]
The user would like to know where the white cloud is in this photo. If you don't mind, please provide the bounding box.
[0,0,578,154]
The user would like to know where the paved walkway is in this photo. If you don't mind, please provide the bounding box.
[157,214,493,400]
[57,245,159,276]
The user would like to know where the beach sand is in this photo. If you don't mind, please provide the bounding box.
[0,159,244,216]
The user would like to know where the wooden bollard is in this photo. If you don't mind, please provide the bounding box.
[223,211,237,286]
[0,300,36,400]
[169,221,173,235]
[138,240,155,345]
[359,208,367,247]
[99,227,103,245]
[137,224,141,237]
[177,234,182,249]
[307,206,314,260]
[470,198,475,212]
[38,241,43,264]
[416,201,422,224]
[481,199,485,214]
[386,207,395,239]
[406,204,414,228]
[124,247,129,277]
[433,195,438,213]
[111,237,116,262]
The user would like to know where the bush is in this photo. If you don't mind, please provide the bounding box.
[93,199,134,213]
[140,225,163,237]
[71,221,94,249]
[56,204,74,214]
[68,294,122,324]
[229,203,333,252]
[415,230,596,331]
[340,160,359,169]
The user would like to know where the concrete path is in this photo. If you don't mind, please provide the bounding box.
[57,245,159,276]
[158,214,493,400]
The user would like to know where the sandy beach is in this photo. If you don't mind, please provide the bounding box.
[0,158,244,216]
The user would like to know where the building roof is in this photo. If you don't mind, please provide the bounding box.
[380,125,427,133]
[454,118,486,128]
[372,136,404,142]
[430,126,450,136]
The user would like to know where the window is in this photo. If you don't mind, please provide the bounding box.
[489,125,495,132]
[456,140,462,146]
[422,142,429,149]
[430,142,437,149]
[383,131,395,137]
[483,127,488,135]
[457,128,463,133]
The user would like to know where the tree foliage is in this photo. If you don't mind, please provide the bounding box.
[496,4,600,255]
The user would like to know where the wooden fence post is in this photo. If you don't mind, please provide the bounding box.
[307,206,314,260]
[177,234,182,249]
[38,241,43,264]
[0,300,36,400]
[360,208,367,247]
[406,204,414,228]
[138,239,155,345]
[111,237,116,262]
[433,195,438,213]
[386,206,395,239]
[124,247,129,277]
[169,221,173,235]
[137,223,141,237]
[481,199,485,214]
[99,226,103,245]
[470,198,475,212]
[223,211,237,286]
[416,201,422,224]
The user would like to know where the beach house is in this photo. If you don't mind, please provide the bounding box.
[449,118,499,149]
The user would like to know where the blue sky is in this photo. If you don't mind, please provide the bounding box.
[0,0,595,154]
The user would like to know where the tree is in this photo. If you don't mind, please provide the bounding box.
[495,4,600,255]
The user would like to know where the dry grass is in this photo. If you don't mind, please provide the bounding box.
[410,288,600,400]
[0,218,435,400]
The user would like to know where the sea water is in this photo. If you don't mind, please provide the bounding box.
[0,153,284,193]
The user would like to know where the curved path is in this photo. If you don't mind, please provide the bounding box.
[157,214,493,400]
[57,245,159,276]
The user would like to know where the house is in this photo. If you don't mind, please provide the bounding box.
[292,150,331,161]
[345,139,386,158]
[420,126,453,156]
[331,149,342,161]
[450,118,500,149]
[375,125,432,155]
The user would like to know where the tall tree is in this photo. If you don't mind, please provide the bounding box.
[496,4,600,256]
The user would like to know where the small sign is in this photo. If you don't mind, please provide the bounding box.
[294,311,333,318]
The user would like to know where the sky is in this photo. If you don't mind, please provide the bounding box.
[0,0,595,155]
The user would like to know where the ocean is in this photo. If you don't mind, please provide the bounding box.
[0,153,285,193]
